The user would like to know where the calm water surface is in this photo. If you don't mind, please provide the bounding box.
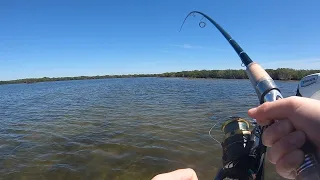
[0,78,297,180]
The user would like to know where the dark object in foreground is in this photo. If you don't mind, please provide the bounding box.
[181,10,320,180]
[215,117,260,180]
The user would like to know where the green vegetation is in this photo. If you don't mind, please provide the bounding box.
[160,69,320,80]
[0,74,158,85]
[0,68,319,85]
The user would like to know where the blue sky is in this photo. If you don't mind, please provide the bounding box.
[1,0,320,80]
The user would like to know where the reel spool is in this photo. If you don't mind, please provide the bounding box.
[221,117,252,162]
[220,117,257,179]
[222,117,251,140]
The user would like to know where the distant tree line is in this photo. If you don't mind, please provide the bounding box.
[159,69,320,80]
[0,74,157,85]
[0,68,319,85]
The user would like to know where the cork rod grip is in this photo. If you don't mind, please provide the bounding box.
[246,62,272,86]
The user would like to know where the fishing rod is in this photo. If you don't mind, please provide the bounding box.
[180,11,319,180]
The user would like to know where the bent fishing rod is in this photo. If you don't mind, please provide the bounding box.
[180,11,319,180]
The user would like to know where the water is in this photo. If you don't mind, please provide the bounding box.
[0,78,297,180]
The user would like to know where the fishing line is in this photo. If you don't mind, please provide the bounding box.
[179,11,320,180]
[208,118,223,144]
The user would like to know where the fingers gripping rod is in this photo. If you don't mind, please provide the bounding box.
[181,11,320,180]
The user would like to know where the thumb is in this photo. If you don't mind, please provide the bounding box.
[152,168,198,180]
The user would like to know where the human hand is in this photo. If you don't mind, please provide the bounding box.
[248,96,320,179]
[151,168,198,180]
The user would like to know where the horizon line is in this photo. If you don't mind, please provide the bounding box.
[1,68,319,83]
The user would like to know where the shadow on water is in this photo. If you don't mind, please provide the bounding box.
[0,78,297,179]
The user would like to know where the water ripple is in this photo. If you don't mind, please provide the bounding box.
[0,78,297,179]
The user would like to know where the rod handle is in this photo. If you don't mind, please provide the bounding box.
[246,62,271,87]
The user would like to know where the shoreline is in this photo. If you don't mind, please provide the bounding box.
[1,68,317,85]
[0,76,301,86]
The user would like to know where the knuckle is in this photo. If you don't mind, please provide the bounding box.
[186,168,195,172]
[272,131,306,162]
[291,131,306,147]
[286,96,301,109]
[287,96,298,101]
[263,120,293,147]
[282,131,306,149]
[259,102,271,114]
[185,168,196,175]
[273,122,283,135]
[151,175,161,180]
